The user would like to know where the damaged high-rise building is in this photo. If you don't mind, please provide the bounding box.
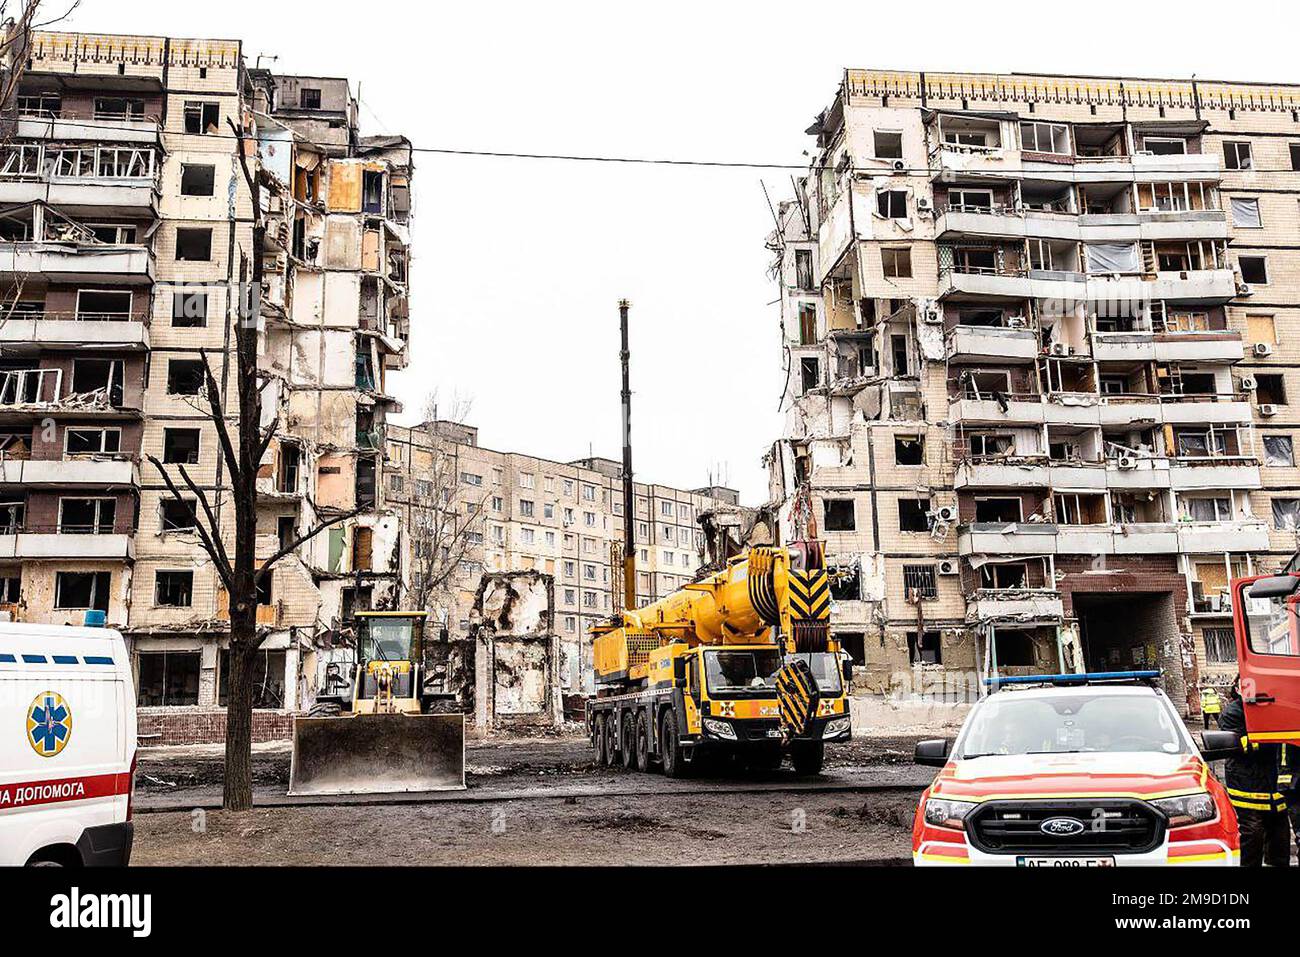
[0,29,412,742]
[769,69,1300,713]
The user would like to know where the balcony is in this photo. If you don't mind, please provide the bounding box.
[957,519,1267,556]
[1019,151,1221,185]
[939,266,1236,305]
[0,144,159,216]
[1176,519,1269,553]
[935,206,1228,245]
[0,529,133,560]
[958,522,1059,555]
[0,242,153,284]
[1106,456,1261,491]
[946,325,1039,362]
[16,110,162,146]
[929,143,1021,182]
[0,313,149,349]
[965,589,1064,623]
[1092,330,1244,364]
[0,457,137,487]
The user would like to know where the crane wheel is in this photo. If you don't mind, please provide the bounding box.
[621,712,638,770]
[635,710,652,772]
[790,740,825,776]
[602,712,619,767]
[592,714,607,766]
[660,710,686,778]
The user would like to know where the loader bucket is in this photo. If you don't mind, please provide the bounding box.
[288,712,466,796]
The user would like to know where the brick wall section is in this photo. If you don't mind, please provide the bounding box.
[137,708,293,746]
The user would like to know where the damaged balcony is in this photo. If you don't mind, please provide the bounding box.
[0,457,137,487]
[0,144,161,217]
[945,320,1038,362]
[0,313,149,349]
[958,518,1268,556]
[0,525,134,560]
[966,588,1064,624]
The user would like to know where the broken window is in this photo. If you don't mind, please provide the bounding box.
[979,562,1027,590]
[1184,496,1233,523]
[1230,197,1262,228]
[898,497,931,532]
[181,164,216,196]
[300,87,322,109]
[1204,627,1237,665]
[876,190,908,219]
[799,356,821,393]
[66,427,120,456]
[1020,121,1070,155]
[1223,140,1253,171]
[59,497,116,534]
[903,564,937,600]
[94,96,144,120]
[894,434,924,465]
[278,515,296,551]
[873,130,903,160]
[137,651,200,707]
[175,227,213,261]
[76,290,132,320]
[969,433,1014,458]
[0,499,24,534]
[72,359,125,406]
[362,169,384,214]
[881,247,911,278]
[54,571,110,611]
[1053,492,1106,525]
[1272,498,1300,531]
[890,334,909,376]
[160,498,198,532]
[167,359,206,396]
[218,649,286,708]
[172,291,208,327]
[356,456,377,508]
[1256,373,1287,406]
[154,570,194,607]
[907,630,942,665]
[797,303,817,345]
[1264,435,1294,467]
[974,497,1022,523]
[829,564,860,601]
[823,498,856,532]
[162,428,201,464]
[994,629,1037,666]
[183,101,220,135]
[278,442,301,493]
[1238,255,1269,285]
[794,248,814,289]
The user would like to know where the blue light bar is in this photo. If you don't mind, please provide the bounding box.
[984,670,1160,688]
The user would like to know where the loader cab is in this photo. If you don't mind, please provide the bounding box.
[1231,574,1300,745]
[355,611,424,666]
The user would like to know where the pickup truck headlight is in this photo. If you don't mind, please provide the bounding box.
[923,798,976,830]
[1150,792,1217,828]
[823,716,851,739]
[702,718,737,740]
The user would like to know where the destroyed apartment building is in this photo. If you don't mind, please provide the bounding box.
[385,419,741,696]
[768,69,1300,712]
[0,29,412,743]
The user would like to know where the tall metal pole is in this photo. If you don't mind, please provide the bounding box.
[619,299,637,613]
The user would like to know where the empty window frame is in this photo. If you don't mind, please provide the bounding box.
[979,562,1028,590]
[175,227,213,261]
[162,428,201,464]
[903,564,937,600]
[799,356,821,393]
[873,130,903,159]
[136,651,200,707]
[171,291,208,327]
[894,434,924,465]
[75,289,132,320]
[1141,136,1187,155]
[180,163,216,196]
[907,629,942,665]
[793,248,814,289]
[58,497,116,534]
[1223,140,1253,170]
[54,570,110,611]
[823,498,856,532]
[1053,492,1105,525]
[898,497,931,532]
[974,497,1022,523]
[881,247,912,278]
[71,359,125,406]
[160,498,199,531]
[183,101,220,135]
[946,188,993,212]
[968,433,1014,458]
[1137,181,1214,213]
[876,190,908,219]
[65,427,121,456]
[154,570,194,607]
[1020,121,1070,155]
[1256,373,1287,406]
[167,359,206,396]
[1238,255,1269,285]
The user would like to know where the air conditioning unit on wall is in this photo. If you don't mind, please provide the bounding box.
[1260,403,1279,417]
[937,559,959,576]
[932,505,958,523]
[1254,342,1273,357]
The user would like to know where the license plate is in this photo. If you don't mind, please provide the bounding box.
[765,729,782,738]
[1017,856,1115,867]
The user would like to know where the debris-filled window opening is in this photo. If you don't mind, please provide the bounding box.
[218,650,286,709]
[799,356,821,393]
[137,652,200,707]
[175,227,213,261]
[72,359,125,406]
[59,497,116,534]
[837,631,865,665]
[172,291,208,327]
[794,248,814,289]
[1256,373,1287,406]
[1174,426,1236,458]
[1238,255,1269,285]
[162,428,200,464]
[154,570,193,607]
[1264,435,1294,467]
[903,564,938,600]
[974,497,1022,523]
[1203,627,1237,665]
[829,564,860,600]
[54,571,110,611]
[823,498,856,532]
[881,246,911,278]
[180,163,216,196]
[161,498,198,532]
[979,562,1027,590]
[873,130,903,159]
[894,434,924,465]
[183,101,220,135]
[898,497,931,532]
[66,427,120,456]
[76,289,132,320]
[907,629,943,665]
[167,358,206,395]
[994,629,1037,667]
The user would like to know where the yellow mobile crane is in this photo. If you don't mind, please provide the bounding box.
[585,302,852,776]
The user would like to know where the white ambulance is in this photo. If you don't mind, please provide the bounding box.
[0,621,137,866]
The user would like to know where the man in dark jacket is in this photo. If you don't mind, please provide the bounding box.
[1219,680,1291,866]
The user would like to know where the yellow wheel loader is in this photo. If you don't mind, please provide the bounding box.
[288,611,466,796]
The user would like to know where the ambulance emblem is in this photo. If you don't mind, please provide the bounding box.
[27,691,72,757]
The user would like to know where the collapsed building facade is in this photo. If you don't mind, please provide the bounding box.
[769,69,1300,712]
[0,30,412,742]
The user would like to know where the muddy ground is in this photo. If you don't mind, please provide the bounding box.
[131,732,929,865]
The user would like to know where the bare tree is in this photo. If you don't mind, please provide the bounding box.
[147,116,363,811]
[404,392,489,624]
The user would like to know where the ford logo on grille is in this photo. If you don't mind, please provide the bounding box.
[1040,816,1085,836]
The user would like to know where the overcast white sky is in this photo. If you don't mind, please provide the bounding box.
[61,0,1297,502]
